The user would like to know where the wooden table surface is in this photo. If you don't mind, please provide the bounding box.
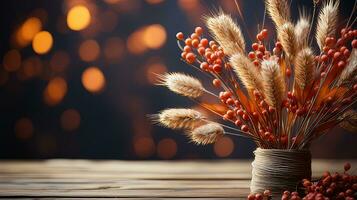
[0,159,355,199]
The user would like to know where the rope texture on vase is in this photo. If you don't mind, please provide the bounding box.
[250,148,311,197]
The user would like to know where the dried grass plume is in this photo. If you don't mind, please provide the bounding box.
[266,0,291,27]
[153,108,205,129]
[261,59,286,108]
[189,123,224,145]
[158,72,205,98]
[206,13,245,56]
[315,0,339,50]
[278,22,297,59]
[230,53,264,92]
[294,48,315,90]
[294,17,310,50]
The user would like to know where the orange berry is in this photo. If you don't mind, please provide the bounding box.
[242,114,249,121]
[241,125,249,132]
[210,53,217,60]
[200,62,209,71]
[200,38,208,47]
[185,38,192,46]
[197,47,205,55]
[226,98,234,105]
[195,27,203,35]
[181,52,187,59]
[211,44,218,51]
[337,61,346,68]
[212,79,221,87]
[190,33,199,39]
[286,68,291,77]
[321,55,328,62]
[183,45,191,52]
[185,52,196,63]
[213,64,222,73]
[226,110,235,117]
[275,41,282,49]
[192,39,199,48]
[176,32,184,40]
[333,52,341,60]
[235,119,242,126]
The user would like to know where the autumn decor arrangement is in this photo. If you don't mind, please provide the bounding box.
[152,0,357,197]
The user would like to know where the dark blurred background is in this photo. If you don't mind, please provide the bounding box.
[0,0,356,160]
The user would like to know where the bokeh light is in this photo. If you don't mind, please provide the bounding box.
[127,29,147,54]
[134,136,155,158]
[214,136,234,157]
[14,118,34,140]
[15,17,42,47]
[32,31,53,54]
[127,24,166,55]
[44,77,68,106]
[60,109,81,131]
[81,67,106,93]
[79,39,100,62]
[157,138,177,159]
[67,5,91,31]
[142,24,167,49]
[3,49,21,72]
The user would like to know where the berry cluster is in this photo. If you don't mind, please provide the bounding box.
[247,163,356,200]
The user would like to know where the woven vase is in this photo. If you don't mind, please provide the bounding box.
[250,148,311,197]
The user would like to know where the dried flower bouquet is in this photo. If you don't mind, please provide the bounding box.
[153,0,357,150]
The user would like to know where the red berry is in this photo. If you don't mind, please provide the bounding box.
[241,125,249,132]
[252,43,259,51]
[275,41,282,49]
[258,45,265,52]
[235,119,242,126]
[337,61,346,68]
[261,29,268,38]
[212,79,221,87]
[256,33,264,41]
[352,39,357,48]
[333,52,341,60]
[248,51,256,59]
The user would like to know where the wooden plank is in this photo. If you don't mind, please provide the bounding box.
[0,188,249,198]
[0,159,355,199]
